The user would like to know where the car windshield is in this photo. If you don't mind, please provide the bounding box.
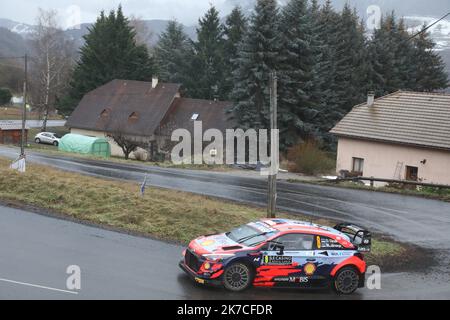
[53,134,61,138]
[226,223,277,247]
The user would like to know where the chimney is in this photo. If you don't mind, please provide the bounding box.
[152,77,159,89]
[367,92,375,107]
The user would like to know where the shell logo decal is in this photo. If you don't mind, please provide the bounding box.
[304,263,317,276]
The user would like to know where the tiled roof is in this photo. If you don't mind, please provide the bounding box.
[330,91,450,151]
[66,79,181,137]
[162,98,234,134]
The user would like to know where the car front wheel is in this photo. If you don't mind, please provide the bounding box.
[333,267,360,295]
[53,141,59,146]
[223,262,253,292]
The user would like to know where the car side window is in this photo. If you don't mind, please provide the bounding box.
[316,235,345,250]
[270,234,314,251]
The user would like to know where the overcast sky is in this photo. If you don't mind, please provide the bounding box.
[0,0,235,27]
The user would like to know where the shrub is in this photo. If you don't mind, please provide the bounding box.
[0,88,12,106]
[287,140,336,175]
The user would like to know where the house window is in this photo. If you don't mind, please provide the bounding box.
[405,166,418,181]
[191,113,199,121]
[129,112,139,121]
[352,157,364,175]
[100,109,109,118]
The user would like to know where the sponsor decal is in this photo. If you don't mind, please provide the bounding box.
[201,239,216,246]
[304,263,317,276]
[273,276,309,283]
[319,237,343,249]
[263,255,292,265]
[195,277,205,284]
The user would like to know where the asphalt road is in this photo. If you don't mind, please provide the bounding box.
[1,205,449,300]
[4,120,66,128]
[1,145,450,299]
[1,146,450,249]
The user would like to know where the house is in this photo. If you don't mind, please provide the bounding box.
[330,91,450,185]
[0,121,29,145]
[65,78,233,160]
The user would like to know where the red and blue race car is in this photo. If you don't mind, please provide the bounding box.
[180,219,371,294]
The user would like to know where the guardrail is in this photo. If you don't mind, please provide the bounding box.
[322,177,450,190]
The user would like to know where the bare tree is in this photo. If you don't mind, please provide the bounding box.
[30,9,74,132]
[107,130,140,160]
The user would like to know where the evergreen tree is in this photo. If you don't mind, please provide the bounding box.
[411,28,449,91]
[367,13,413,96]
[154,20,193,84]
[333,4,368,112]
[223,6,248,99]
[278,0,318,147]
[187,6,225,100]
[310,0,342,146]
[61,6,156,113]
[231,0,280,131]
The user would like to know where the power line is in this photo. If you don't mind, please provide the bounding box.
[407,12,450,41]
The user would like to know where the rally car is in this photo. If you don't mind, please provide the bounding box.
[179,219,371,294]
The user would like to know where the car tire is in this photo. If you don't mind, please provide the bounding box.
[223,262,253,292]
[53,141,59,146]
[333,266,360,295]
[35,138,41,144]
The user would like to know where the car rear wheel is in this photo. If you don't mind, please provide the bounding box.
[223,262,253,292]
[35,138,41,144]
[333,267,360,295]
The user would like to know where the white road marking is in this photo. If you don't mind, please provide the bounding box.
[0,278,78,295]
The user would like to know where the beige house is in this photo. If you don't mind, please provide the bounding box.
[331,91,450,186]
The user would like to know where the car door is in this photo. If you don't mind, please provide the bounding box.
[257,233,316,287]
[42,133,51,143]
[313,235,354,278]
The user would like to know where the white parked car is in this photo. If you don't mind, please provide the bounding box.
[34,132,61,146]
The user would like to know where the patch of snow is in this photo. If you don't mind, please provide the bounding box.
[322,176,338,180]
[404,16,450,50]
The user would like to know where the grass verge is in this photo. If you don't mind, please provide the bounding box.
[0,157,430,271]
[288,179,450,203]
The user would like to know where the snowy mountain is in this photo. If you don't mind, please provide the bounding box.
[404,16,450,51]
[0,18,34,38]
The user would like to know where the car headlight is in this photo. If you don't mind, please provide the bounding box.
[203,253,235,261]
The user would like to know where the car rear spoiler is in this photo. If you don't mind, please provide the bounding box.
[334,223,372,252]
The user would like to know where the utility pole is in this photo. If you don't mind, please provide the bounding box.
[20,54,28,157]
[267,71,278,218]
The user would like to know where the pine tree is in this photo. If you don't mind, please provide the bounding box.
[333,4,368,112]
[277,0,318,147]
[187,6,225,100]
[231,0,280,131]
[367,13,413,96]
[223,6,248,100]
[61,6,156,113]
[411,28,449,91]
[310,0,343,146]
[154,20,193,84]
